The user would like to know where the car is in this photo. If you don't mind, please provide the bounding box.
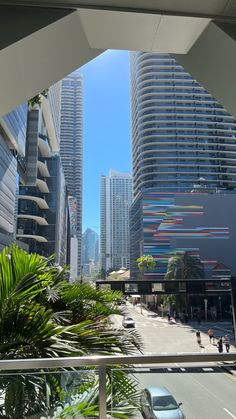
[140,386,185,419]
[122,316,135,328]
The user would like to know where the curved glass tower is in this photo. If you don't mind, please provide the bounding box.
[131,52,236,198]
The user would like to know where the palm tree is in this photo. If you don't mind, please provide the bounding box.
[137,255,156,279]
[0,245,143,418]
[164,251,204,313]
[165,251,204,280]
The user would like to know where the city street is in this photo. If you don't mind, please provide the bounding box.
[112,303,236,418]
[135,367,236,419]
[114,302,236,354]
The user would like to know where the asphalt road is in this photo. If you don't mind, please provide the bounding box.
[114,303,236,354]
[112,304,236,418]
[135,368,236,419]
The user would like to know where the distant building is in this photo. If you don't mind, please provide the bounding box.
[100,170,132,271]
[60,70,83,276]
[82,228,99,265]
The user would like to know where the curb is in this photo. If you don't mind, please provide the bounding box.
[218,362,236,376]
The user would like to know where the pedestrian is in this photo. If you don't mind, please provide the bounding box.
[223,334,230,353]
[167,313,171,322]
[217,337,223,353]
[196,330,201,345]
[208,328,214,344]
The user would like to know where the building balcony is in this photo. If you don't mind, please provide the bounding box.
[38,136,51,158]
[36,178,50,193]
[17,214,48,226]
[16,231,48,242]
[0,353,235,419]
[37,160,50,177]
[18,195,49,210]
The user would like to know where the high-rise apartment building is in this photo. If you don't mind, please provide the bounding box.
[17,89,69,262]
[130,52,236,279]
[130,52,236,199]
[100,170,132,272]
[60,70,83,276]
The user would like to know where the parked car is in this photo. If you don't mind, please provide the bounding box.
[140,386,185,419]
[122,316,135,328]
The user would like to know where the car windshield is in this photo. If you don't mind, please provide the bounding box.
[153,395,178,411]
[125,317,133,321]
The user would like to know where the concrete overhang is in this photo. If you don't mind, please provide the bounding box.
[17,214,48,226]
[16,233,48,242]
[36,178,50,193]
[38,137,51,158]
[0,1,236,116]
[18,195,49,209]
[37,160,50,177]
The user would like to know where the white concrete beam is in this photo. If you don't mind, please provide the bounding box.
[0,10,103,117]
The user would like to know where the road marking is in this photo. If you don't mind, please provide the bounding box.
[167,368,172,371]
[180,368,186,371]
[224,408,236,418]
[202,367,213,371]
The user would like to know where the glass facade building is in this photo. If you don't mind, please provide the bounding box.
[130,52,236,199]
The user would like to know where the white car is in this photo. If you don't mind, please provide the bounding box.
[122,316,135,328]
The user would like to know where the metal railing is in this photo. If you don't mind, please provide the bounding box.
[0,352,235,419]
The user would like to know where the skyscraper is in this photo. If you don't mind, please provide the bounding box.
[17,92,68,260]
[130,52,236,279]
[130,52,236,199]
[82,228,99,265]
[100,170,132,272]
[60,70,83,275]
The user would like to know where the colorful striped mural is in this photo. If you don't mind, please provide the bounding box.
[142,192,229,279]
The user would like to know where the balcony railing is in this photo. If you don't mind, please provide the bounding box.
[0,353,235,419]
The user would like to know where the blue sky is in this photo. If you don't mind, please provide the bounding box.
[81,50,131,234]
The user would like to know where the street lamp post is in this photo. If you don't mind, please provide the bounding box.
[204,298,208,321]
[218,296,222,320]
